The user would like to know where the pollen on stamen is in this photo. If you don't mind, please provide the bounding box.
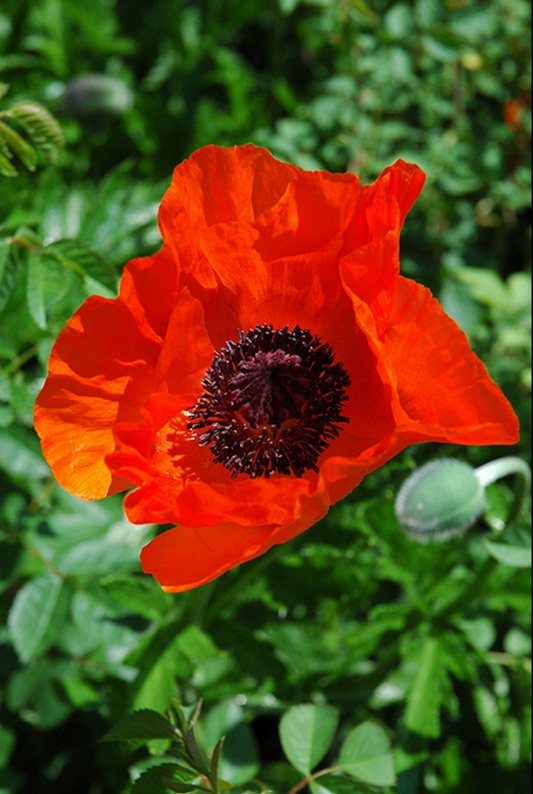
[186,324,351,479]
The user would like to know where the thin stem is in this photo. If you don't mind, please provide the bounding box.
[1,344,39,376]
[286,766,340,794]
[475,456,531,528]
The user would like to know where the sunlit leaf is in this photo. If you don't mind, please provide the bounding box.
[279,704,339,775]
[338,722,395,786]
[483,539,531,568]
[8,575,70,663]
[404,637,443,738]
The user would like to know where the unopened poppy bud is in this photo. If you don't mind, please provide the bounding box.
[395,459,484,542]
[63,74,133,117]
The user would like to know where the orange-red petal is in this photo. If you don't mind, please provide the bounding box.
[381,277,519,445]
[34,144,520,594]
[34,249,175,499]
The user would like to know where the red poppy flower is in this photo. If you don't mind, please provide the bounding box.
[34,144,519,592]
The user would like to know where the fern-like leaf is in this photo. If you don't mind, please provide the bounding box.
[0,124,17,176]
[9,101,65,165]
[0,120,37,171]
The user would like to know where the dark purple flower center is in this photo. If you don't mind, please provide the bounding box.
[187,324,350,479]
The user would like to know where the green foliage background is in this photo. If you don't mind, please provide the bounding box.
[0,1,530,793]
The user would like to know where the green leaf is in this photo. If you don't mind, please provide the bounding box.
[453,267,509,309]
[483,539,531,568]
[0,244,19,313]
[0,724,15,767]
[0,427,50,489]
[8,575,70,663]
[6,659,73,729]
[310,774,368,794]
[9,100,65,164]
[0,149,17,176]
[338,722,395,786]
[404,637,443,738]
[0,120,36,171]
[209,737,224,788]
[132,763,201,794]
[58,537,141,576]
[43,238,117,292]
[100,575,169,621]
[278,0,300,14]
[200,701,259,786]
[26,251,46,328]
[279,704,339,775]
[0,129,17,176]
[129,629,194,713]
[163,780,208,793]
[0,237,10,288]
[103,709,178,743]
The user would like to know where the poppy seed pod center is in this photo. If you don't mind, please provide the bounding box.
[187,324,351,479]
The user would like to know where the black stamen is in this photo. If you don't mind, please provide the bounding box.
[186,324,350,478]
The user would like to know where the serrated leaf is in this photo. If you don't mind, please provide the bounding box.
[7,575,70,663]
[163,779,209,793]
[0,129,17,176]
[209,736,224,787]
[10,100,64,164]
[483,539,531,568]
[279,704,339,775]
[132,763,200,794]
[43,238,117,291]
[338,722,395,786]
[0,149,18,176]
[102,709,178,743]
[0,120,37,170]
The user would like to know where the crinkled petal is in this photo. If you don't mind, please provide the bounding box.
[159,144,300,288]
[34,252,173,499]
[382,277,519,444]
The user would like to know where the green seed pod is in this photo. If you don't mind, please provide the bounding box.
[63,74,133,117]
[395,459,485,542]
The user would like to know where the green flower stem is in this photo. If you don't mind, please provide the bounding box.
[474,456,531,528]
[432,457,530,628]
